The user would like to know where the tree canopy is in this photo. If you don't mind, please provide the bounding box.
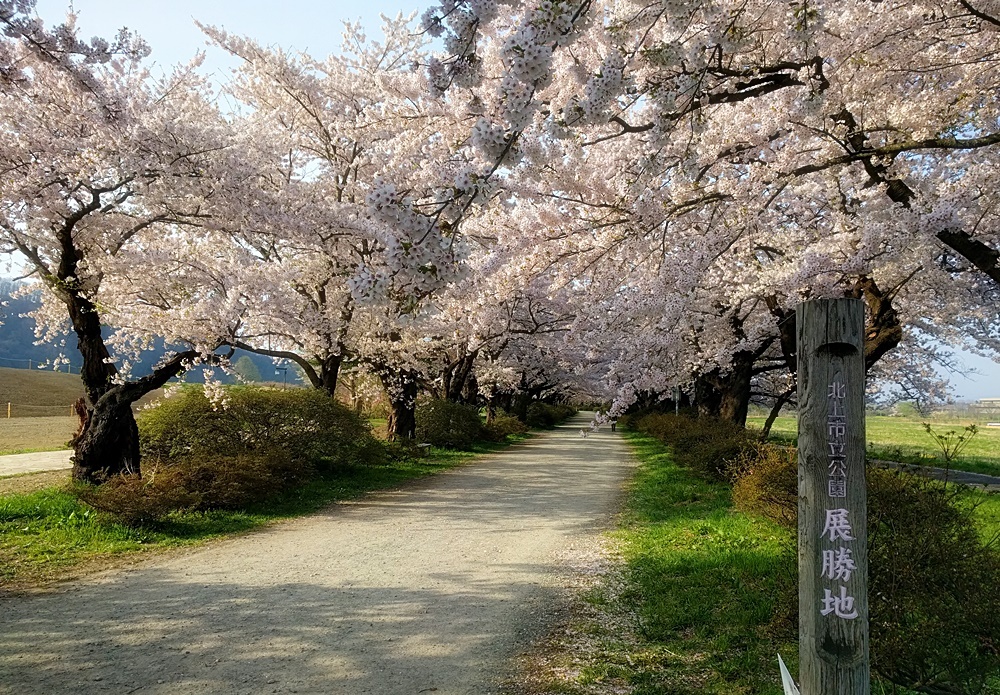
[3,0,1000,477]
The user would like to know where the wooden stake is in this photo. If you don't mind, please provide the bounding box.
[797,299,869,694]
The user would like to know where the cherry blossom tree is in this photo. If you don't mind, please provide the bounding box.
[0,5,243,482]
[201,16,483,418]
[417,0,1000,421]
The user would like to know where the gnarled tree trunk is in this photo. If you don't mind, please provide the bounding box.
[72,395,141,482]
[693,350,756,426]
[67,292,199,484]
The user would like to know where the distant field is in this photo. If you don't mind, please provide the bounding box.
[0,366,84,416]
[748,414,1000,477]
[0,416,75,455]
[0,367,171,454]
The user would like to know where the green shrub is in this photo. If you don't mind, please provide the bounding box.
[730,444,1000,692]
[75,449,315,525]
[483,411,529,441]
[868,470,1000,694]
[138,386,386,469]
[731,443,798,526]
[524,402,576,428]
[178,449,312,511]
[74,467,199,526]
[635,413,756,481]
[415,399,484,449]
[79,386,391,525]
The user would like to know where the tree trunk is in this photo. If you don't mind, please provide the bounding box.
[319,353,344,397]
[485,394,497,424]
[718,355,754,427]
[63,284,187,483]
[443,351,478,403]
[378,368,419,441]
[71,393,140,483]
[461,372,479,406]
[761,387,796,440]
[694,372,723,419]
[694,352,755,427]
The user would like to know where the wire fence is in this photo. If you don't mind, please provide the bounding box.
[3,403,77,418]
[0,355,80,373]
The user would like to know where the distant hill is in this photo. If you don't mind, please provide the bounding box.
[0,279,299,384]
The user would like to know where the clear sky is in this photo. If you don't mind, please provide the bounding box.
[11,1,1000,401]
[33,0,431,78]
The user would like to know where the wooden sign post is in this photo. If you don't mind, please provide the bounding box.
[797,299,869,694]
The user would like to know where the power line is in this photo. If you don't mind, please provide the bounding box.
[0,354,80,373]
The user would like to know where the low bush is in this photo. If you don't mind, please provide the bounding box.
[139,386,387,469]
[77,449,316,524]
[77,386,390,525]
[524,402,576,428]
[730,443,798,526]
[483,411,529,441]
[635,413,756,481]
[729,443,1000,693]
[415,399,485,449]
[74,466,199,526]
[868,470,1000,694]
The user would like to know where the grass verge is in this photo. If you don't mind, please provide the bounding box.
[0,436,528,593]
[528,431,1000,695]
[526,430,797,695]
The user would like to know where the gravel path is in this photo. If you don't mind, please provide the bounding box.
[0,449,72,477]
[0,413,632,695]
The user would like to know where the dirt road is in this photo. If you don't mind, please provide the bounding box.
[0,413,632,695]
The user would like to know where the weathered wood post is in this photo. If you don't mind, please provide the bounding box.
[797,298,869,694]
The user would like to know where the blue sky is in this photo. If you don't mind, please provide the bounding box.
[33,0,431,78]
[13,1,1000,401]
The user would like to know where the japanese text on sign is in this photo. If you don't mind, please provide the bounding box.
[820,378,859,621]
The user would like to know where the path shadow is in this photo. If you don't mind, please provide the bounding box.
[0,564,561,695]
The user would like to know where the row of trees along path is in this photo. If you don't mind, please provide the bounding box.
[0,414,632,695]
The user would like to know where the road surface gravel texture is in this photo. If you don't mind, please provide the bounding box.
[0,413,632,695]
[0,450,71,477]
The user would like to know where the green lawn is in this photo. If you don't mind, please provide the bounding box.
[541,430,1000,695]
[748,415,1000,477]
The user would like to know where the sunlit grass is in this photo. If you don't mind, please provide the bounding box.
[545,431,798,695]
[749,415,1000,477]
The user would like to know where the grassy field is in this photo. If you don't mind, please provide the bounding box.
[531,431,1000,695]
[0,416,76,455]
[0,366,84,410]
[748,414,1000,477]
[0,436,528,593]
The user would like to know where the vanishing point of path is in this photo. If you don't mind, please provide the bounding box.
[0,413,632,695]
